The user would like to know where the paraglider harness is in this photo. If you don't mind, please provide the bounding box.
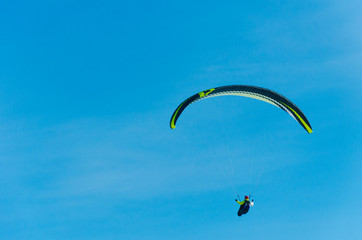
[236,195,253,216]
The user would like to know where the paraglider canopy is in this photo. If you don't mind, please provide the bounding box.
[170,85,312,133]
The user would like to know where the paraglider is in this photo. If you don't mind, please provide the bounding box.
[169,85,312,217]
[235,195,254,216]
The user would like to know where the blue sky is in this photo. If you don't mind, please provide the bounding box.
[0,0,361,239]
